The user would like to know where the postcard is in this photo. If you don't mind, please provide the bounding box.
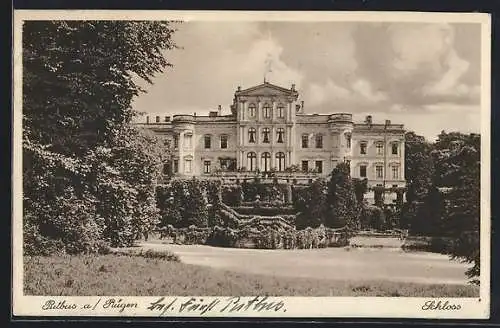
[12,10,491,319]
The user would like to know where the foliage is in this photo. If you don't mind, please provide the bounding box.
[402,130,481,282]
[324,163,359,230]
[23,20,177,156]
[293,180,328,229]
[23,20,177,254]
[353,178,368,204]
[221,184,243,206]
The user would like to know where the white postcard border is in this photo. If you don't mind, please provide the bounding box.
[11,10,492,319]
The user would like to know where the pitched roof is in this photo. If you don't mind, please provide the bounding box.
[235,81,298,96]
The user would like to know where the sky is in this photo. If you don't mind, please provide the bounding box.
[131,21,483,141]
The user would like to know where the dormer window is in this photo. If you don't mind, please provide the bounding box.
[249,103,256,117]
[263,103,271,118]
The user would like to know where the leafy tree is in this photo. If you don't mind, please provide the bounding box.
[23,21,177,155]
[433,132,481,282]
[23,21,178,253]
[352,178,368,204]
[401,131,436,233]
[324,163,359,229]
[293,179,327,229]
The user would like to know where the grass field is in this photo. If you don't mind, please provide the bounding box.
[24,253,479,297]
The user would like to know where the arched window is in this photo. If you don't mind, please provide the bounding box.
[248,128,256,143]
[262,127,270,143]
[276,152,286,171]
[276,128,285,143]
[247,152,257,171]
[249,103,256,117]
[263,103,271,118]
[277,103,285,118]
[261,152,271,172]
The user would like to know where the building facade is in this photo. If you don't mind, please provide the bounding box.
[136,82,406,204]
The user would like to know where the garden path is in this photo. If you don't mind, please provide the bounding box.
[138,242,470,285]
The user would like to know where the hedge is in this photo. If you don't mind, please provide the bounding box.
[156,223,349,249]
[232,206,297,216]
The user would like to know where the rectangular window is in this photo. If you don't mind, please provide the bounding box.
[376,143,384,155]
[360,143,367,155]
[302,135,308,148]
[392,166,399,179]
[315,160,323,173]
[331,160,338,170]
[173,160,179,173]
[163,162,172,175]
[392,143,398,155]
[173,135,179,149]
[360,165,367,178]
[184,159,192,173]
[315,135,323,148]
[204,160,211,174]
[184,134,193,149]
[301,160,309,172]
[220,135,228,149]
[204,135,211,149]
[376,165,383,179]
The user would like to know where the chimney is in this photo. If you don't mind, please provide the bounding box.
[301,101,304,112]
[365,115,372,125]
[164,116,170,122]
[295,104,301,112]
[385,119,391,126]
[146,116,150,124]
[155,116,160,123]
[291,84,296,91]
[218,105,222,116]
[237,86,241,92]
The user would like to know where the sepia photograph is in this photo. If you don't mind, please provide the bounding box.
[12,10,491,318]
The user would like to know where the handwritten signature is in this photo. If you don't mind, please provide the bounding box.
[147,296,287,316]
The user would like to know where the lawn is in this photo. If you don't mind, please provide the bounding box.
[24,253,479,297]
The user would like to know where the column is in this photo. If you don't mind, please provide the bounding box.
[271,126,276,145]
[272,101,276,121]
[178,131,184,174]
[241,101,246,121]
[256,151,261,171]
[257,100,262,122]
[400,139,405,181]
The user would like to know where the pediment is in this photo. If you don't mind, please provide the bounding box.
[236,82,297,97]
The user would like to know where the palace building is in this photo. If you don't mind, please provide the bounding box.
[136,81,406,204]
